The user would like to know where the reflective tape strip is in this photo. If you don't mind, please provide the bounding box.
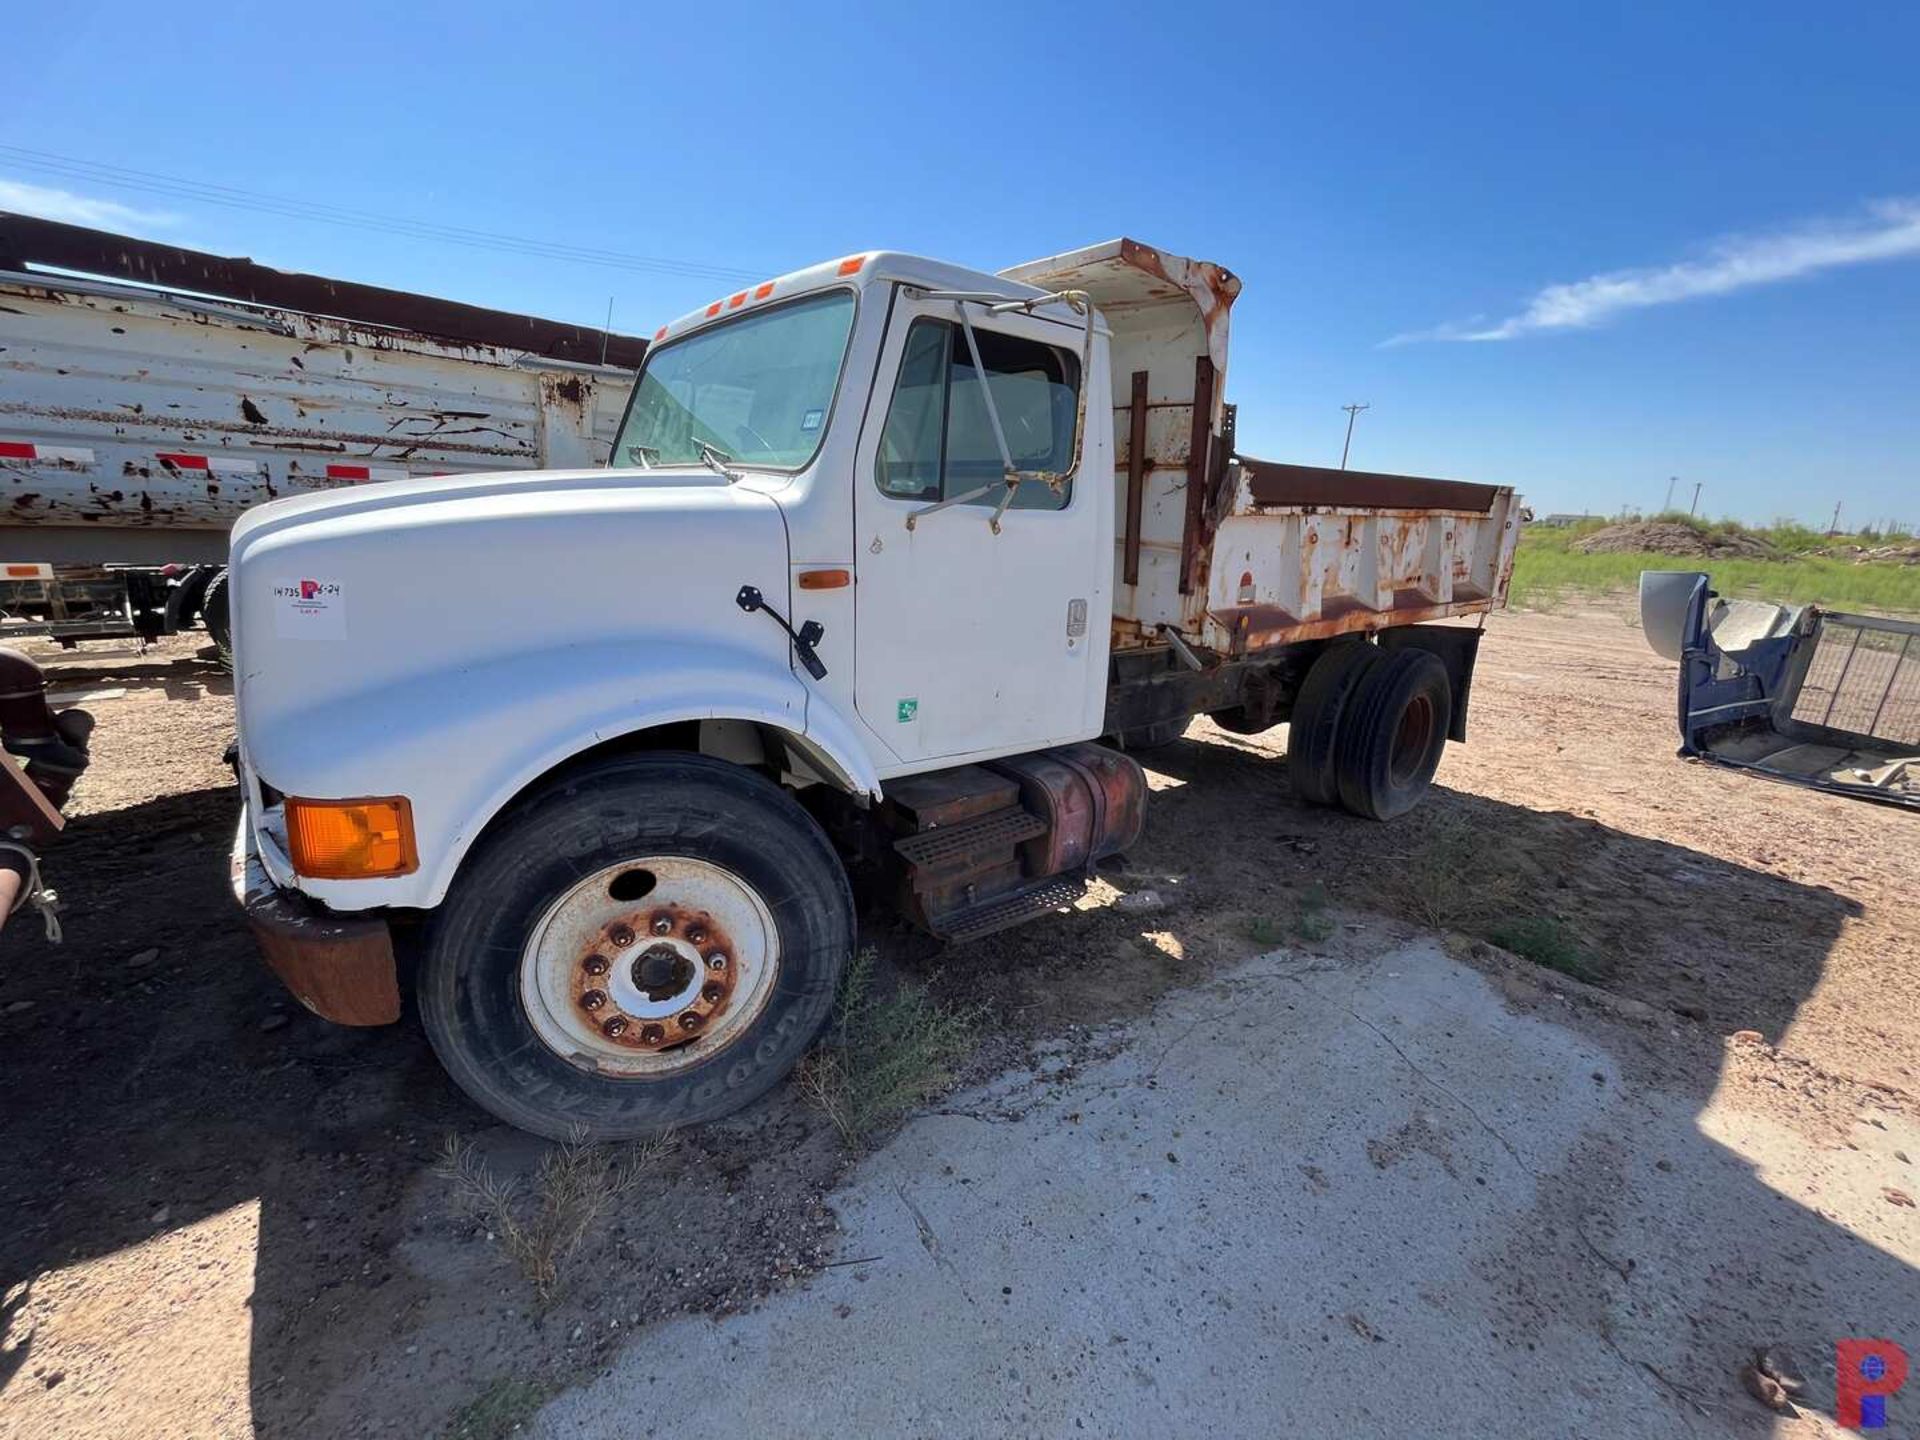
[0,442,95,464]
[156,453,264,474]
[324,463,410,484]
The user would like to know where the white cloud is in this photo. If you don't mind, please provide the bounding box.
[1389,198,1920,344]
[0,178,178,231]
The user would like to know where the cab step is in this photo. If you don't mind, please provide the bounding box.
[892,808,1046,869]
[936,874,1088,945]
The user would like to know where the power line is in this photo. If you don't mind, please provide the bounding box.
[0,144,764,284]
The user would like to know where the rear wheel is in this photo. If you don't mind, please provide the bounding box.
[1334,648,1452,821]
[1285,641,1382,806]
[201,569,232,668]
[418,753,852,1140]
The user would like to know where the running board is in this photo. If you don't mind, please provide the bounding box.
[935,874,1088,945]
[892,808,1046,868]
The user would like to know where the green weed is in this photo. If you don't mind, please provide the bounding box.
[444,1377,552,1440]
[1486,915,1597,982]
[795,949,978,1146]
[1510,521,1920,615]
[1293,883,1336,944]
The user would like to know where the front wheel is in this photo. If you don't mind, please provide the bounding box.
[418,753,852,1140]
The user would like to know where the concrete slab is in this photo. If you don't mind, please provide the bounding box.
[535,939,1919,1439]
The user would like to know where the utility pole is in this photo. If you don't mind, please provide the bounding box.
[1340,403,1369,470]
[1663,476,1678,512]
[1689,481,1703,517]
[1828,500,1843,536]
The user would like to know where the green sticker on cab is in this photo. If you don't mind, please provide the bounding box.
[897,698,919,723]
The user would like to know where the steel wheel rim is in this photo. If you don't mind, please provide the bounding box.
[519,855,780,1077]
[1390,694,1436,786]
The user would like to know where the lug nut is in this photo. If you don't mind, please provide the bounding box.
[705,952,727,971]
[609,923,635,948]
[650,913,673,936]
[686,925,708,945]
[678,1011,703,1031]
[583,954,610,976]
[641,1023,665,1044]
[702,982,725,1004]
[602,1016,629,1038]
[580,988,607,1011]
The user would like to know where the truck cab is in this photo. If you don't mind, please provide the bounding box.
[230,239,1519,1139]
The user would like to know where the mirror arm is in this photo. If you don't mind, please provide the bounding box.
[905,482,998,531]
[897,286,1097,535]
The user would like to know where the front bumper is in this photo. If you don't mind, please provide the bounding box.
[231,810,401,1026]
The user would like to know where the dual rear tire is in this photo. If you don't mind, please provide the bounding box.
[1287,642,1452,820]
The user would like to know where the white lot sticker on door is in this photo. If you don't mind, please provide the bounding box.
[272,578,347,638]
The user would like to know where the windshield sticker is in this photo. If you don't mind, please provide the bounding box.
[273,577,346,639]
[800,408,824,432]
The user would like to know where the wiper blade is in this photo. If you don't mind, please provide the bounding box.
[696,441,742,482]
[624,443,659,469]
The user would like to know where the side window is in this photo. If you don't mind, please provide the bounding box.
[876,318,1079,511]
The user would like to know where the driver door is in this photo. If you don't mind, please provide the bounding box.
[852,292,1106,767]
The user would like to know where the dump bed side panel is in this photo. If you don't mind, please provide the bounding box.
[1202,459,1522,654]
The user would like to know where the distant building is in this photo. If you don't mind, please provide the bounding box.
[1537,513,1595,528]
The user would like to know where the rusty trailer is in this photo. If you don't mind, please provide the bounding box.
[0,214,641,641]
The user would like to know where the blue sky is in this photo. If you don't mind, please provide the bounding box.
[7,1,1917,527]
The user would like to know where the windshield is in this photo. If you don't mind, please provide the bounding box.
[615,290,856,471]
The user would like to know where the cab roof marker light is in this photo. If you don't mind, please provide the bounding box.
[653,325,668,341]
[727,291,748,309]
[836,255,867,276]
[753,282,775,299]
[705,301,722,317]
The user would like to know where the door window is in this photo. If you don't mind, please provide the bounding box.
[876,318,1079,511]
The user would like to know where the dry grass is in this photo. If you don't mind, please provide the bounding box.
[795,948,978,1147]
[1381,815,1600,980]
[434,1124,673,1309]
[1384,814,1522,933]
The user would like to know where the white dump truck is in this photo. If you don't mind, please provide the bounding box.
[228,237,1522,1138]
[0,214,639,651]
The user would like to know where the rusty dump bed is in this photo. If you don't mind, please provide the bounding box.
[0,214,642,565]
[1002,239,1521,657]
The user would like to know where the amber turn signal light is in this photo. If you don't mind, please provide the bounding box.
[285,796,418,879]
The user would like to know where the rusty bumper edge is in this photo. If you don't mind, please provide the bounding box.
[230,813,400,1026]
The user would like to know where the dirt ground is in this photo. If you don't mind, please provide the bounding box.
[0,604,1914,1438]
